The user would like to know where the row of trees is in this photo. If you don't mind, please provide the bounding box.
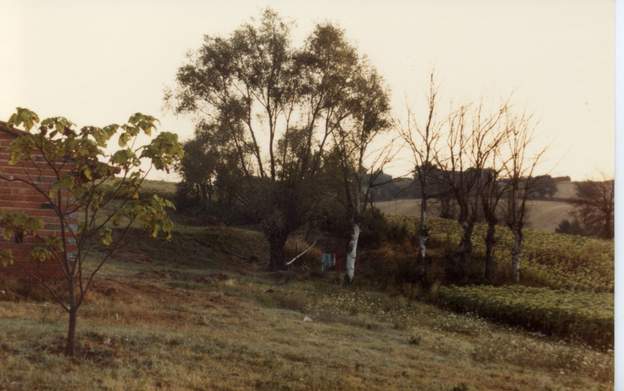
[171,10,549,285]
[399,74,545,283]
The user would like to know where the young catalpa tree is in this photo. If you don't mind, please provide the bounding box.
[0,108,183,356]
[168,9,387,271]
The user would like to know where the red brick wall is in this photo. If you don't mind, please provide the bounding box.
[0,127,74,280]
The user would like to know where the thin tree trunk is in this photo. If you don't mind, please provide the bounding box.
[345,223,360,283]
[65,307,78,356]
[484,222,496,283]
[419,196,428,259]
[458,221,474,262]
[511,230,523,283]
[268,234,288,271]
[206,185,213,205]
[451,220,474,282]
[440,196,451,218]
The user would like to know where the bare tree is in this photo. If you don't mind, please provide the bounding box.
[569,179,614,239]
[479,142,508,283]
[469,103,509,283]
[436,102,506,281]
[502,111,544,283]
[399,72,441,261]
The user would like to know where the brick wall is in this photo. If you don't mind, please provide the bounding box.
[0,125,73,280]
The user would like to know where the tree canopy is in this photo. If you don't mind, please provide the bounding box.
[169,9,392,270]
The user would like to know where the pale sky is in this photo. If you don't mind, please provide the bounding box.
[0,0,614,181]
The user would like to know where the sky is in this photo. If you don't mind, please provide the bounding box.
[0,0,615,181]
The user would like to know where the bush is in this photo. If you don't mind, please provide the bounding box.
[359,208,410,248]
[555,218,586,236]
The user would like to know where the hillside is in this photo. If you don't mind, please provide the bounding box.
[0,220,614,390]
[0,214,613,391]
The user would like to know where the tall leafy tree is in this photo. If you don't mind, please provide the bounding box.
[178,132,218,207]
[0,108,183,356]
[332,64,393,283]
[168,9,387,270]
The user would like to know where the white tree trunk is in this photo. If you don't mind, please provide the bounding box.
[419,207,427,259]
[346,223,360,282]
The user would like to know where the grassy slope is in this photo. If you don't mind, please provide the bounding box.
[0,224,614,390]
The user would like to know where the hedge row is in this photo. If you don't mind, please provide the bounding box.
[437,285,613,349]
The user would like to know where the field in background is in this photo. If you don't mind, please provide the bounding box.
[553,181,577,199]
[375,179,579,233]
[375,198,575,232]
[139,179,177,197]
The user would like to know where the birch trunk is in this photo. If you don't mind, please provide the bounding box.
[268,234,288,271]
[345,223,360,283]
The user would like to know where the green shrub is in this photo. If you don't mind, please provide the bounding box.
[359,208,410,248]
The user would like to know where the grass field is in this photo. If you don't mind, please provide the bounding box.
[375,179,581,233]
[368,216,614,353]
[0,222,614,390]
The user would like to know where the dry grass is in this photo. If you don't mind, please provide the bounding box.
[553,181,577,199]
[0,225,614,390]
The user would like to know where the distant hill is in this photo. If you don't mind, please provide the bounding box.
[140,178,579,232]
[141,179,177,197]
[374,178,577,233]
[374,198,574,233]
